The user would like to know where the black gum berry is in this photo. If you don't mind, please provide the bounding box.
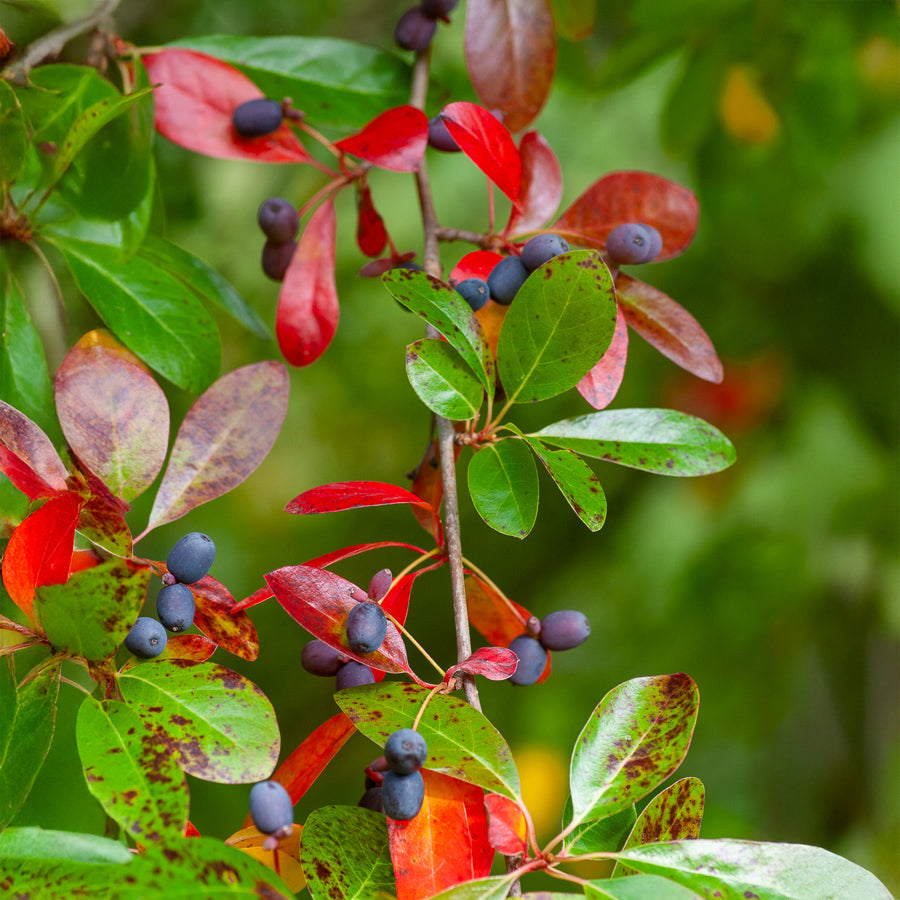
[166,532,216,585]
[124,617,167,659]
[335,660,376,690]
[261,240,297,281]
[487,256,529,305]
[384,729,428,775]
[427,115,461,152]
[301,639,348,676]
[249,780,293,836]
[156,583,195,633]
[394,7,437,51]
[538,610,590,651]
[606,223,661,266]
[455,278,490,311]
[257,198,299,244]
[346,601,388,654]
[381,769,425,820]
[233,98,284,138]
[507,634,547,686]
[521,234,569,271]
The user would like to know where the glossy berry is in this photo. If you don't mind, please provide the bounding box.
[249,780,293,836]
[346,601,388,654]
[521,233,569,271]
[394,7,437,52]
[358,786,385,813]
[301,639,348,676]
[262,239,297,281]
[156,583,195,633]
[427,115,460,153]
[638,223,662,261]
[166,532,216,585]
[257,198,299,244]
[487,256,529,305]
[384,729,428,775]
[606,223,657,265]
[455,278,490,312]
[233,98,283,138]
[382,769,425,821]
[538,610,591,651]
[336,660,375,690]
[368,568,393,602]
[422,0,459,18]
[124,617,167,659]
[507,634,547,686]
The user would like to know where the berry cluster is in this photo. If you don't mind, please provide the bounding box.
[455,233,570,311]
[394,0,458,52]
[507,609,590,686]
[122,532,215,659]
[368,729,428,820]
[257,197,300,282]
[248,780,293,840]
[232,98,284,138]
[605,222,662,266]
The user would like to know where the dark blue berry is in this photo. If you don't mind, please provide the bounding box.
[301,639,348,676]
[249,780,293,836]
[384,729,428,775]
[166,532,216,585]
[335,660,375,690]
[124,617,167,659]
[233,99,283,138]
[538,610,590,651]
[637,224,662,261]
[427,115,461,152]
[382,769,425,820]
[507,634,547,686]
[358,786,385,813]
[487,256,529,305]
[262,239,297,281]
[422,0,459,18]
[257,198,299,244]
[606,223,656,266]
[346,601,387,654]
[455,278,490,311]
[156,583,195,633]
[394,7,437,51]
[521,234,569,272]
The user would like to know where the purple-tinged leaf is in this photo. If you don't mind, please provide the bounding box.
[445,647,518,683]
[192,576,259,661]
[504,131,562,237]
[0,401,68,500]
[577,304,629,410]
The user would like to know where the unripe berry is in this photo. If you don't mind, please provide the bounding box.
[124,617,167,659]
[382,769,425,820]
[394,7,437,52]
[606,223,656,266]
[455,278,490,312]
[335,660,375,690]
[156,583,195,633]
[261,239,297,281]
[368,568,393,602]
[166,532,216,585]
[257,198,299,244]
[520,234,569,271]
[301,639,348,676]
[384,729,428,775]
[249,780,293,836]
[538,610,590,651]
[233,98,283,138]
[346,601,388,654]
[507,634,547,686]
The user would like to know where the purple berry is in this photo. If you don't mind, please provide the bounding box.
[487,256,529,305]
[346,601,387,654]
[507,634,547,686]
[166,532,215,585]
[422,0,459,18]
[605,223,655,265]
[233,98,283,138]
[384,729,428,775]
[394,7,437,52]
[249,781,293,836]
[538,610,590,651]
[427,115,461,152]
[455,278,490,311]
[637,223,662,261]
[358,786,385,813]
[301,639,348,676]
[257,198,299,244]
[124,617,167,659]
[336,660,376,690]
[521,234,569,271]
[382,769,425,820]
[368,568,393,602]
[261,239,297,281]
[156,583,195,633]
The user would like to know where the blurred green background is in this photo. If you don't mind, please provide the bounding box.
[3,0,898,893]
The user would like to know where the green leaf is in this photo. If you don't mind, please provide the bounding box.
[140,236,271,340]
[0,831,295,898]
[168,35,412,129]
[383,269,495,393]
[335,682,522,803]
[406,338,484,421]
[427,876,522,899]
[0,660,62,829]
[118,660,280,784]
[0,81,27,185]
[616,839,894,900]
[587,875,705,899]
[569,674,699,830]
[467,439,538,538]
[76,697,188,843]
[300,806,394,899]
[533,408,736,475]
[497,250,616,404]
[562,800,637,855]
[515,428,606,531]
[47,235,221,392]
[33,559,150,662]
[0,271,54,432]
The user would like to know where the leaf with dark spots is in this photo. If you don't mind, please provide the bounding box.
[389,770,492,899]
[569,674,699,832]
[119,660,279,784]
[335,681,522,803]
[0,400,68,500]
[76,698,187,842]
[146,361,289,533]
[192,575,259,661]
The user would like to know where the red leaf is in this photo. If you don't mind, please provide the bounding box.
[304,541,429,570]
[445,647,518,683]
[230,585,273,616]
[449,251,505,284]
[142,49,310,163]
[555,171,699,261]
[504,131,562,237]
[69,548,103,574]
[335,106,428,173]
[0,401,68,500]
[285,481,434,515]
[576,302,629,409]
[54,333,169,502]
[276,199,339,367]
[464,0,557,133]
[159,633,217,663]
[1,493,82,622]
[440,102,522,204]
[191,576,260,661]
[266,565,422,681]
[616,273,723,383]
[356,183,387,258]
[358,252,418,278]
[484,793,527,856]
[389,771,493,899]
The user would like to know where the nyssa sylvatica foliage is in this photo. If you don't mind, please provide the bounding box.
[0,2,892,899]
